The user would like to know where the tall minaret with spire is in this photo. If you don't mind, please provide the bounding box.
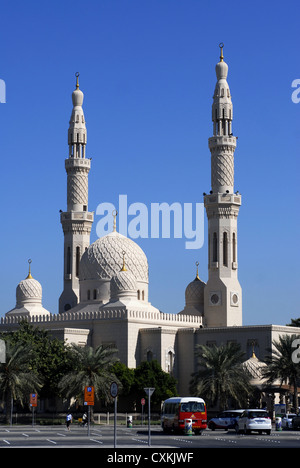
[59,73,94,313]
[204,44,242,327]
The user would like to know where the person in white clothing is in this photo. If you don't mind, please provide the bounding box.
[66,413,73,431]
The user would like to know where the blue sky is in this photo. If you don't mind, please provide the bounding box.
[0,0,299,325]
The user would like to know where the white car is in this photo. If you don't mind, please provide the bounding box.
[208,410,245,431]
[282,413,297,429]
[236,409,272,435]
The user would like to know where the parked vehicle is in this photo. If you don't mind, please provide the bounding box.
[282,413,296,429]
[292,414,300,429]
[208,410,245,431]
[161,397,207,434]
[236,409,271,435]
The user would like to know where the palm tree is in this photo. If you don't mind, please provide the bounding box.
[58,344,120,412]
[263,334,300,412]
[286,318,300,327]
[0,343,43,424]
[190,342,252,411]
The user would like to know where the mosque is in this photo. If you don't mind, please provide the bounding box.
[2,46,298,399]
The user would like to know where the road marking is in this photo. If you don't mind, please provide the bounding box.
[90,439,103,444]
[3,440,10,445]
[215,437,237,444]
[57,433,67,437]
[22,433,29,437]
[132,437,148,444]
[172,437,193,444]
[46,439,57,444]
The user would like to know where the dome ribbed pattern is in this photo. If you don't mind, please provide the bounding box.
[110,270,137,299]
[79,231,148,282]
[185,277,205,307]
[16,278,42,305]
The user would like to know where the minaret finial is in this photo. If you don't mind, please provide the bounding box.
[121,251,127,271]
[112,210,118,232]
[75,72,80,89]
[26,259,33,279]
[195,261,200,280]
[219,42,224,62]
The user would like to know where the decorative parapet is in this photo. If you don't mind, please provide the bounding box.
[0,309,203,327]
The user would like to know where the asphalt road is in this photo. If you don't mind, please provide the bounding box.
[0,424,299,448]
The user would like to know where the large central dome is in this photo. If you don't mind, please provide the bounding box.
[79,231,148,283]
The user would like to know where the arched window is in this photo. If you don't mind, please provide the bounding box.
[213,232,218,263]
[137,290,140,300]
[223,232,228,267]
[87,290,90,301]
[167,351,174,374]
[147,350,153,362]
[93,289,97,300]
[142,290,144,301]
[76,246,80,277]
[67,247,71,275]
[232,232,236,263]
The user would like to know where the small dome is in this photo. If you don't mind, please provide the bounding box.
[215,60,228,80]
[179,263,205,317]
[16,277,42,305]
[185,276,205,307]
[72,88,84,107]
[242,353,267,387]
[6,261,50,318]
[110,269,137,300]
[79,231,148,283]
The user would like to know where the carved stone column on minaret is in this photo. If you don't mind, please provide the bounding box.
[59,74,94,313]
[204,44,242,327]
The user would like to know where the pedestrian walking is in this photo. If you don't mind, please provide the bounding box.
[82,412,88,427]
[66,412,73,431]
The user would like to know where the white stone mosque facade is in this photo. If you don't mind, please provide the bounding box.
[2,47,299,398]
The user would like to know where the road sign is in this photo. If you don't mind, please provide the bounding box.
[110,382,118,398]
[30,393,38,407]
[110,382,118,448]
[144,388,155,447]
[84,386,94,406]
[141,398,145,406]
[144,387,155,397]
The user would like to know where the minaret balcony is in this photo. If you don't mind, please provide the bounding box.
[65,158,91,170]
[204,192,241,206]
[208,135,236,150]
[60,211,94,222]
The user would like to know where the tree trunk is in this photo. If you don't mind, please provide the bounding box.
[293,377,299,413]
[5,392,12,425]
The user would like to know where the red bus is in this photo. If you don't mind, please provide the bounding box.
[161,397,207,434]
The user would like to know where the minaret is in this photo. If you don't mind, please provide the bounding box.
[204,44,242,327]
[59,73,94,313]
